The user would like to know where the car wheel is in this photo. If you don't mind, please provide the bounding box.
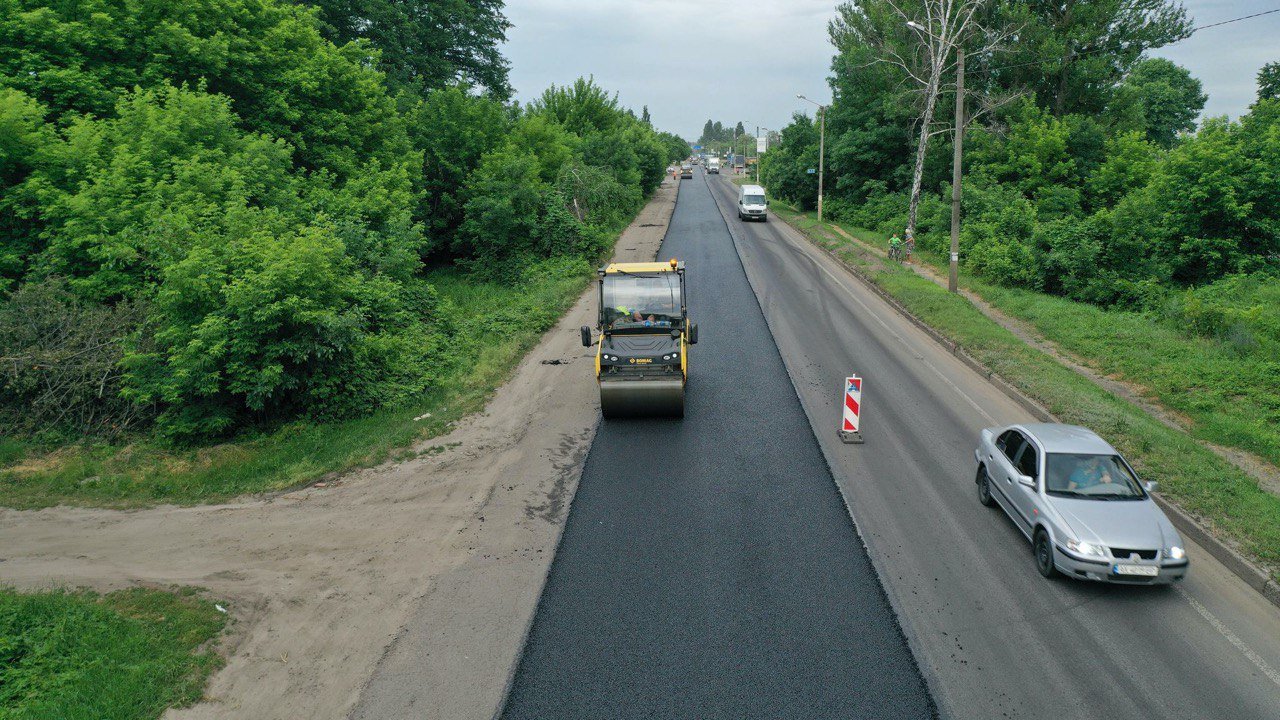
[976,465,995,507]
[1034,529,1059,579]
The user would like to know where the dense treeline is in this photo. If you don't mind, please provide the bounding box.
[0,0,687,440]
[762,1,1280,328]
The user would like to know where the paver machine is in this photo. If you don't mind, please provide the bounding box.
[581,258,697,418]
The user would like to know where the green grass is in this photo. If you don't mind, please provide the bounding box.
[0,258,595,509]
[968,280,1280,467]
[0,587,227,719]
[770,200,1280,582]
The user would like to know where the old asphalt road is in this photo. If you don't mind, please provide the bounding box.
[702,170,1280,719]
[499,168,935,719]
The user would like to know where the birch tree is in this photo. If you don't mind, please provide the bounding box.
[833,0,1012,236]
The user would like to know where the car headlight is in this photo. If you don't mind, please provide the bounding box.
[1066,539,1105,557]
[1167,546,1185,560]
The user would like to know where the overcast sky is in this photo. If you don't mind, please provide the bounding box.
[501,0,1280,140]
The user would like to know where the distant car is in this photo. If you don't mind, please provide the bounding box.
[680,163,693,179]
[974,423,1188,584]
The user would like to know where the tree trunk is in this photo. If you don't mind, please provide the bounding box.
[907,66,943,237]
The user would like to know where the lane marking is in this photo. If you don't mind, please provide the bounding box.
[1175,586,1280,688]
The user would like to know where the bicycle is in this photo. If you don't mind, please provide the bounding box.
[888,244,903,261]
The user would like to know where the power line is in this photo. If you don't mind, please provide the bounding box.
[976,6,1280,75]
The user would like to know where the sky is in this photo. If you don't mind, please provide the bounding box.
[501,0,1280,141]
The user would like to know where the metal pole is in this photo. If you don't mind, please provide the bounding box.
[949,49,964,294]
[817,106,825,223]
[747,126,757,181]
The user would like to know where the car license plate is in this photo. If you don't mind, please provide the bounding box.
[1113,564,1158,577]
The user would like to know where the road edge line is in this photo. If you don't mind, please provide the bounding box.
[767,203,1280,613]
[486,178,682,720]
[702,173,948,720]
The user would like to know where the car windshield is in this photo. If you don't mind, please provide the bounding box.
[602,272,681,331]
[1045,453,1145,500]
[744,194,765,205]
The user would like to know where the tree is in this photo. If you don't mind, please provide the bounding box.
[735,121,745,136]
[306,0,512,96]
[641,105,651,125]
[990,0,1192,116]
[404,86,510,253]
[1258,61,1280,104]
[1107,57,1205,147]
[529,77,623,136]
[834,0,1010,235]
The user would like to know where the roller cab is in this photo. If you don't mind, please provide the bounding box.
[580,259,697,419]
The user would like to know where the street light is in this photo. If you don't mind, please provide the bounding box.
[796,94,827,222]
[907,19,965,293]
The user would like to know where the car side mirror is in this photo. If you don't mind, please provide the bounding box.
[1143,480,1159,494]
[1017,474,1036,490]
[688,323,699,345]
[580,325,592,348]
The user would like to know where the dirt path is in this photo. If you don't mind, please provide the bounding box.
[0,178,678,720]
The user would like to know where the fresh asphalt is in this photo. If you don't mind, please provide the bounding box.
[500,170,935,719]
[701,170,1280,719]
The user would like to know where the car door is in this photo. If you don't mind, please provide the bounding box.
[1009,438,1042,534]
[991,430,1026,523]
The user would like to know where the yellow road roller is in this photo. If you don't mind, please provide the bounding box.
[580,258,698,418]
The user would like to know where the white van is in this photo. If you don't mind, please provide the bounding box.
[737,184,768,221]
[707,157,720,174]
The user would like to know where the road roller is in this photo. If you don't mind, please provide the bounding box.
[581,258,698,418]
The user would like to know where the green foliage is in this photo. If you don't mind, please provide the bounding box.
[0,0,415,180]
[1257,61,1280,104]
[1107,57,1206,147]
[990,0,1192,116]
[307,0,511,96]
[0,587,226,719]
[404,86,510,251]
[0,87,52,285]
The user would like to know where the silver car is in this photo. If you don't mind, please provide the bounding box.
[973,423,1188,584]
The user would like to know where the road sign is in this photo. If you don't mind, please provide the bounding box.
[839,376,864,444]
[757,136,767,153]
[693,144,702,150]
[806,168,816,174]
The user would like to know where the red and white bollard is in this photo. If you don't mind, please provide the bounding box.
[839,375,864,444]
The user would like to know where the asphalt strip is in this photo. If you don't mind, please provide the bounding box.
[499,172,935,719]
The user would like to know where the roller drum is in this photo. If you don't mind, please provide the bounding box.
[599,378,685,419]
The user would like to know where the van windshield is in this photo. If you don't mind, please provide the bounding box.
[744,194,765,205]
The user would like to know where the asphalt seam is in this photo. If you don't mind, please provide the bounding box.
[487,182,681,720]
[702,173,944,720]
[764,199,1280,612]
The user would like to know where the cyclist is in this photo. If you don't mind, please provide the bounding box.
[888,234,903,261]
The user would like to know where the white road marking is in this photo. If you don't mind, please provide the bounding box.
[1175,585,1280,688]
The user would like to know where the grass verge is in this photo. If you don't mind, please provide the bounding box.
[769,200,1280,583]
[0,256,596,510]
[0,586,227,719]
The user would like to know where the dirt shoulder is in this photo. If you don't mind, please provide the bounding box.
[0,178,678,720]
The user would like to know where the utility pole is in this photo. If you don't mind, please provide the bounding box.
[817,108,825,222]
[796,95,827,222]
[747,125,757,183]
[949,48,964,293]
